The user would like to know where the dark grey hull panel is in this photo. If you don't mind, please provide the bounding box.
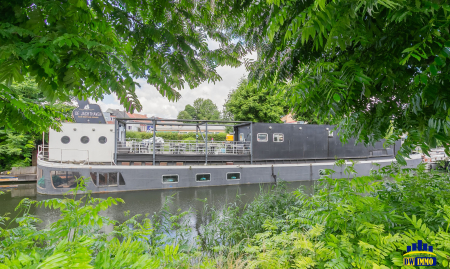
[37,156,422,195]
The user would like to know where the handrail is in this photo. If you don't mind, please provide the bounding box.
[37,145,91,165]
[117,140,251,155]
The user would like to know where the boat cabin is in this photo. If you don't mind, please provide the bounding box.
[45,118,399,166]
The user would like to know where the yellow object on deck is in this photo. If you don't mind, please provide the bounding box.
[226,134,234,141]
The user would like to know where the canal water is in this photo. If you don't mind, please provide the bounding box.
[0,182,314,235]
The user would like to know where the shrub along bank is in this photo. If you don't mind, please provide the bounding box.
[126,131,227,141]
[1,162,450,268]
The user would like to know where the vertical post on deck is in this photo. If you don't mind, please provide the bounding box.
[196,125,198,153]
[114,120,118,164]
[153,119,156,166]
[250,122,253,165]
[205,122,208,165]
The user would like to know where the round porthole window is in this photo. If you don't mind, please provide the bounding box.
[98,136,107,144]
[80,136,90,144]
[61,136,70,144]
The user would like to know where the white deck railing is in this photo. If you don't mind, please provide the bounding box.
[37,145,96,165]
[117,139,251,155]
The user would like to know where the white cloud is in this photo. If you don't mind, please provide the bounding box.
[98,52,257,118]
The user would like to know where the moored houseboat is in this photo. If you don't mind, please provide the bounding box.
[36,118,422,195]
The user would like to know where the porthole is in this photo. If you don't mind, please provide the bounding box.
[61,136,70,144]
[80,136,90,144]
[98,136,107,144]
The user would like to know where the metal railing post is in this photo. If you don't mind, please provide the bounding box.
[205,122,208,165]
[114,120,118,164]
[250,122,253,165]
[153,119,156,166]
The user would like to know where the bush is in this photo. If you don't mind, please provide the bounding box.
[196,163,450,268]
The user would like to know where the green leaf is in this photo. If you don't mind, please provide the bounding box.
[333,93,341,102]
[435,56,445,66]
[430,64,438,75]
[411,53,421,61]
[401,43,421,53]
[420,73,428,84]
[414,75,420,85]
[442,47,450,58]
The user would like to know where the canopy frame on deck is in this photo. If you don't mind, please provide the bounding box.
[113,118,253,165]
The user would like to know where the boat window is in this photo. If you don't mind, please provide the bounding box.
[163,175,179,184]
[51,171,80,188]
[119,173,126,185]
[226,172,240,180]
[239,133,244,141]
[80,136,90,144]
[257,133,268,142]
[273,133,284,142]
[90,172,98,186]
[61,136,70,144]
[37,168,45,188]
[196,173,211,182]
[328,130,334,137]
[98,136,107,144]
[99,173,107,185]
[109,172,118,186]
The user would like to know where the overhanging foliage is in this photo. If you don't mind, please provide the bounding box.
[225,0,450,163]
[0,0,243,132]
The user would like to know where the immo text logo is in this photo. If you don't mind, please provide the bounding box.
[403,240,436,266]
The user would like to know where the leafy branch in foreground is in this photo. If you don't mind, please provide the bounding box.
[0,0,243,132]
[0,177,199,268]
[224,0,450,164]
[198,162,450,268]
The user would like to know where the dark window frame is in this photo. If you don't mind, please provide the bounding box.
[195,173,211,182]
[162,174,179,184]
[50,171,80,189]
[226,172,241,181]
[239,133,244,141]
[273,133,284,142]
[257,133,268,142]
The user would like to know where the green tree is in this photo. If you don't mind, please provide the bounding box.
[177,110,192,121]
[224,0,450,163]
[177,98,220,121]
[184,105,196,119]
[192,98,220,120]
[0,130,35,171]
[0,0,241,132]
[293,107,338,125]
[0,77,75,171]
[224,79,289,123]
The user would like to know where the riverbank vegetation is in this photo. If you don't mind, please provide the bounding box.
[2,162,450,268]
[0,77,75,171]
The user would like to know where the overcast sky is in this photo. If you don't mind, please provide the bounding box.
[97,41,256,118]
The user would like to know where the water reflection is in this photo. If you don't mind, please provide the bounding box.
[0,181,314,231]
